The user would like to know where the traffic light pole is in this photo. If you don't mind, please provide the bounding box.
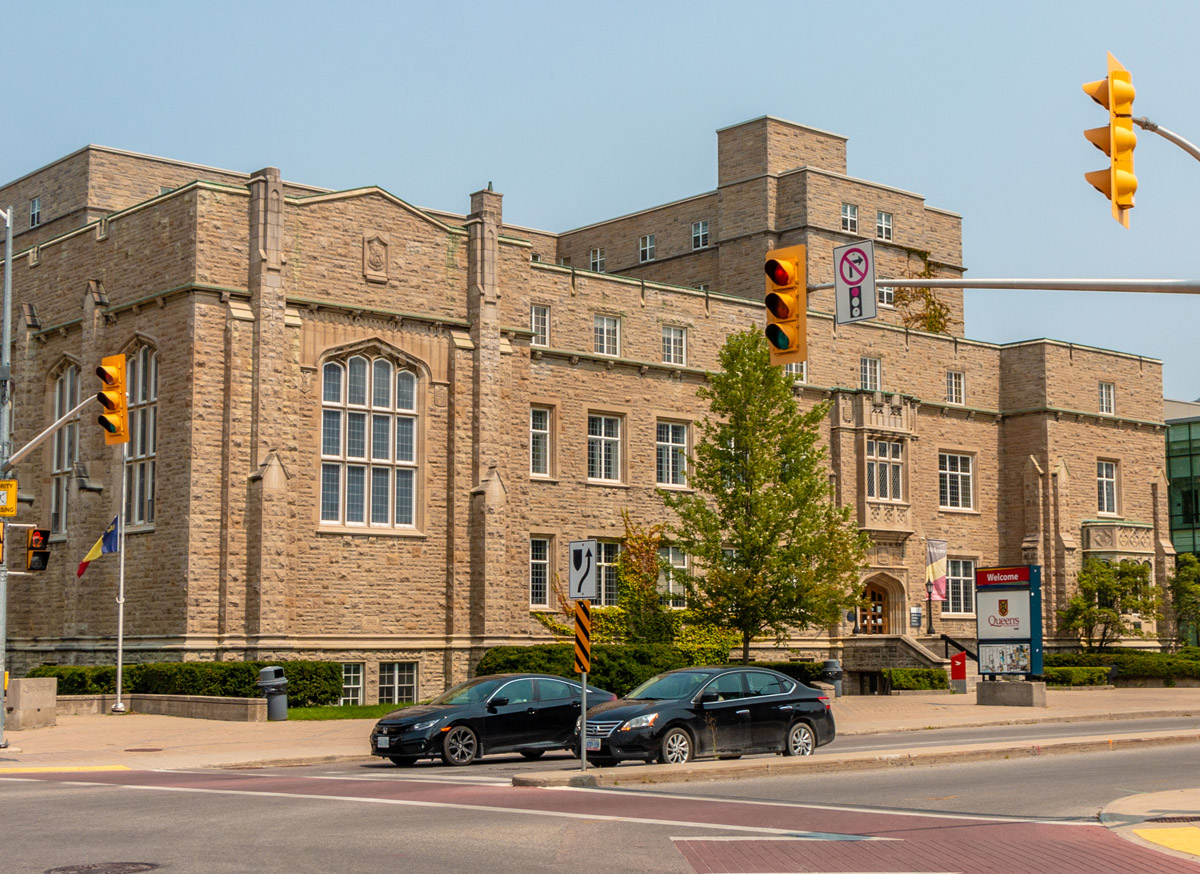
[809,278,1200,294]
[0,207,10,748]
[1133,117,1200,164]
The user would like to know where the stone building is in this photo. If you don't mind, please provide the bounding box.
[0,116,1173,701]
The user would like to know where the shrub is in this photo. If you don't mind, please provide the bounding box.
[887,668,949,691]
[750,661,825,685]
[1044,651,1200,681]
[1043,667,1112,686]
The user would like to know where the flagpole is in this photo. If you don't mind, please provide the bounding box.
[112,450,127,713]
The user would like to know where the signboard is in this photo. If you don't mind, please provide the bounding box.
[833,240,877,325]
[974,565,1043,676]
[0,480,16,517]
[568,539,599,600]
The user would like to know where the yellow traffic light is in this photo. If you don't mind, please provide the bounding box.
[1083,51,1137,227]
[763,245,806,366]
[96,354,129,445]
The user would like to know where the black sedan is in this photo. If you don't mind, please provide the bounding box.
[579,665,835,765]
[370,673,615,766]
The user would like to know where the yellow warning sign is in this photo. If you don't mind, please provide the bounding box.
[0,480,16,517]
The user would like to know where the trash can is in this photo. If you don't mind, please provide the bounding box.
[821,659,844,697]
[257,666,288,721]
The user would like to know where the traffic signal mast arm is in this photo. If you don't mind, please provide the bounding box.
[1132,115,1200,164]
[2,396,92,473]
[807,278,1200,294]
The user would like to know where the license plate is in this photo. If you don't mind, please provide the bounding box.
[586,738,601,752]
[376,736,389,749]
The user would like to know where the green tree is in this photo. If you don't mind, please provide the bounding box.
[892,247,951,334]
[1169,552,1200,647]
[661,330,870,663]
[1059,558,1162,649]
[615,510,675,644]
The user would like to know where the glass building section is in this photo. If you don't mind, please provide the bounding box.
[1167,417,1200,555]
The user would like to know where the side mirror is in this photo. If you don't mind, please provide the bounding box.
[697,691,719,705]
[488,696,509,709]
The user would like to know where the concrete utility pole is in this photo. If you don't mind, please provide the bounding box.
[0,206,13,748]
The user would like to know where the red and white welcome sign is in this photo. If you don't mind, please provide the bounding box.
[976,566,1032,587]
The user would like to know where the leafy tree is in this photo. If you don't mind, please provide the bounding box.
[1059,558,1162,649]
[661,330,870,663]
[615,510,674,644]
[1169,552,1200,647]
[892,247,951,334]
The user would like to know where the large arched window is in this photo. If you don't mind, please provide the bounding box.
[125,346,157,526]
[320,354,418,528]
[51,364,79,534]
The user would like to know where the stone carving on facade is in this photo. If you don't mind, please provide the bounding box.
[363,233,389,284]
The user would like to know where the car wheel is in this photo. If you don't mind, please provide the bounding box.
[440,725,479,766]
[658,727,693,765]
[388,755,418,767]
[519,750,545,760]
[783,721,815,757]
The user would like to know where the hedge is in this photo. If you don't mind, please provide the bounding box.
[886,668,950,691]
[1043,651,1200,682]
[1043,667,1112,687]
[28,661,343,707]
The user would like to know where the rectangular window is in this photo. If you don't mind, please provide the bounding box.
[841,203,858,233]
[658,546,688,608]
[340,663,363,706]
[878,285,894,307]
[559,256,571,267]
[587,414,622,482]
[1098,460,1118,514]
[530,304,549,347]
[662,325,686,365]
[530,407,550,476]
[593,315,620,357]
[656,421,688,487]
[321,464,341,521]
[1099,381,1115,415]
[785,361,807,382]
[947,371,965,405]
[860,357,881,391]
[638,234,655,263]
[530,537,550,607]
[691,220,709,250]
[866,439,903,501]
[589,247,605,272]
[51,367,79,535]
[598,541,620,606]
[395,469,415,526]
[379,662,418,705]
[125,348,157,526]
[946,559,976,615]
[939,452,975,509]
[876,211,893,241]
[29,197,41,228]
[371,468,390,524]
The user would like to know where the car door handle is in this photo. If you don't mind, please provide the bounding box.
[736,709,750,715]
[525,707,537,715]
[777,705,793,711]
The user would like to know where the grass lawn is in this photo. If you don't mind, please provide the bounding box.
[286,702,417,721]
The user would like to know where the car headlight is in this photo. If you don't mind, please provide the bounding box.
[574,716,582,732]
[411,717,443,731]
[619,712,659,731]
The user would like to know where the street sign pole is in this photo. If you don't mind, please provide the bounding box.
[575,598,592,772]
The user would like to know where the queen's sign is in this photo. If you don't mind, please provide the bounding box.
[974,565,1043,677]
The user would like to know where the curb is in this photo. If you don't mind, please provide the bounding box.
[838,708,1200,736]
[512,731,1200,788]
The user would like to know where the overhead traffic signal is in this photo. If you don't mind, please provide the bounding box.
[26,528,50,571]
[95,354,129,445]
[1083,51,1137,227]
[763,245,806,366]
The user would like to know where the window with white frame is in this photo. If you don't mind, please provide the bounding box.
[530,304,549,347]
[340,663,363,706]
[841,203,858,233]
[594,315,620,357]
[597,541,620,606]
[876,210,893,241]
[587,414,621,482]
[785,361,807,382]
[638,234,655,263]
[656,421,687,487]
[379,662,418,704]
[529,537,550,606]
[658,545,687,608]
[589,247,605,272]
[939,452,974,509]
[531,253,541,262]
[878,285,895,307]
[946,559,976,614]
[29,197,41,228]
[860,356,881,391]
[696,283,710,292]
[1098,460,1118,514]
[866,439,903,501]
[125,347,157,526]
[947,371,965,405]
[691,220,709,250]
[530,407,551,477]
[1099,381,1115,415]
[321,355,418,528]
[662,325,686,365]
[559,256,571,267]
[51,365,79,534]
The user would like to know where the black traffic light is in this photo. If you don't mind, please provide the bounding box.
[26,528,50,571]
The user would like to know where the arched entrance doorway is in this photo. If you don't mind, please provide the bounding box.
[859,582,889,634]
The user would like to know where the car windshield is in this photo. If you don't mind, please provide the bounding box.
[430,677,503,705]
[626,671,710,701]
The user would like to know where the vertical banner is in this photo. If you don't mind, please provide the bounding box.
[926,539,948,601]
[574,599,592,674]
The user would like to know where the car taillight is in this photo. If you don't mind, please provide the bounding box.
[818,696,830,710]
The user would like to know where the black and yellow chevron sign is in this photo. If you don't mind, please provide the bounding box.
[574,599,592,674]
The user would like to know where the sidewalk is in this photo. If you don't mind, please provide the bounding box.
[1,687,1198,859]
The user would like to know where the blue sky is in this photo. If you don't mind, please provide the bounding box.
[8,1,1200,399]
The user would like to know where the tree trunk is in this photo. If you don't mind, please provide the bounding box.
[741,632,751,664]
